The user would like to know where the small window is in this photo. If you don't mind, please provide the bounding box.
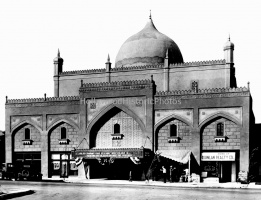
[170,124,177,137]
[217,122,224,136]
[114,123,120,134]
[61,127,67,139]
[191,81,198,92]
[25,128,30,140]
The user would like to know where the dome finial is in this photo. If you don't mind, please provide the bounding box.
[149,10,152,19]
[58,49,60,57]
[228,34,230,41]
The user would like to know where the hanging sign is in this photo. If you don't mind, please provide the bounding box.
[201,152,235,161]
[72,148,151,159]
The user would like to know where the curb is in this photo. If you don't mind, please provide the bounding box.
[0,190,34,199]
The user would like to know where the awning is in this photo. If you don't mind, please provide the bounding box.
[156,150,192,164]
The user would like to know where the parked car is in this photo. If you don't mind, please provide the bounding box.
[0,163,42,181]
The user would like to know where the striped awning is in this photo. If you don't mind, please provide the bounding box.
[156,150,192,164]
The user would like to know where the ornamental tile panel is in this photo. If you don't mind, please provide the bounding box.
[199,107,242,126]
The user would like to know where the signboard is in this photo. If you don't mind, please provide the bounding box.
[72,148,150,159]
[201,152,235,161]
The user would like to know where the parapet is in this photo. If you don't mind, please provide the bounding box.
[80,79,153,92]
[6,96,80,104]
[155,86,249,97]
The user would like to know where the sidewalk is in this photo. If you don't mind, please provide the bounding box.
[0,185,33,199]
[45,177,261,189]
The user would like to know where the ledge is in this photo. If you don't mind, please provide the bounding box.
[59,139,70,145]
[214,136,227,142]
[167,137,180,143]
[111,134,123,140]
[22,139,33,145]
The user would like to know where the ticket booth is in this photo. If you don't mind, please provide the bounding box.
[201,152,237,183]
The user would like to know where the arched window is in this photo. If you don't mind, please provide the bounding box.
[217,122,224,136]
[25,128,30,140]
[170,124,177,137]
[61,127,67,139]
[114,123,120,134]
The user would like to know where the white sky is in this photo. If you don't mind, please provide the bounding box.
[0,0,261,130]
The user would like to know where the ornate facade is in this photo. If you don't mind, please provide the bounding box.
[5,15,255,182]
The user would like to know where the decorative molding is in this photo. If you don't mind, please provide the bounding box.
[169,59,226,68]
[59,60,225,75]
[167,136,180,143]
[214,136,227,142]
[11,116,43,130]
[111,134,123,140]
[6,96,80,108]
[59,138,70,145]
[156,87,249,97]
[199,107,242,125]
[80,79,153,92]
[47,114,80,129]
[155,109,193,127]
[60,68,106,75]
[22,139,33,145]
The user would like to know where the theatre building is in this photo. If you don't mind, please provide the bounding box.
[4,14,256,182]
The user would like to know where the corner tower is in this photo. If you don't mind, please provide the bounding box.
[53,49,63,97]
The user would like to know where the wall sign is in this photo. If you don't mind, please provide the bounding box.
[201,152,235,161]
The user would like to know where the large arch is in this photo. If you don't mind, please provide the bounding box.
[87,103,147,148]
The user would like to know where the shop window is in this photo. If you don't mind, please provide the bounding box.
[25,128,30,140]
[216,122,224,136]
[61,127,67,139]
[170,124,177,137]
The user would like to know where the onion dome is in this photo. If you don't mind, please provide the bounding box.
[115,14,183,68]
[224,36,234,50]
[53,49,63,63]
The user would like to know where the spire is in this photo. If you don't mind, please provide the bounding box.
[58,49,60,57]
[228,34,230,41]
[107,54,110,62]
[149,10,152,19]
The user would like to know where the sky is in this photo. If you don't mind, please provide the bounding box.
[0,0,261,130]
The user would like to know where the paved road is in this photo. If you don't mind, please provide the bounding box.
[1,180,261,200]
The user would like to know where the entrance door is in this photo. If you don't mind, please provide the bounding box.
[60,161,68,178]
[221,162,231,182]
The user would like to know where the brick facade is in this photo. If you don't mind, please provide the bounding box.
[202,118,241,150]
[157,119,191,150]
[50,122,78,151]
[95,111,143,148]
[14,124,41,152]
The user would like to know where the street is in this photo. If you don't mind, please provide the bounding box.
[1,180,261,200]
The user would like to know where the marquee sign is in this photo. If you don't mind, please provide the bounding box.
[201,152,235,161]
[72,148,150,159]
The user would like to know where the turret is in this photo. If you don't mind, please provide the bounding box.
[223,36,234,64]
[105,54,111,82]
[53,49,64,75]
[53,49,63,97]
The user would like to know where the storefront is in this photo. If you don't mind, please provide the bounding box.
[72,148,152,180]
[201,151,238,182]
[50,152,78,178]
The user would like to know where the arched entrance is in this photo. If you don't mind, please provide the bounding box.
[87,107,145,180]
